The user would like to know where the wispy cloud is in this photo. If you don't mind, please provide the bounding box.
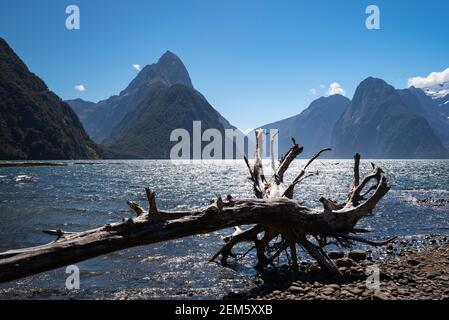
[408,67,449,88]
[132,64,141,71]
[310,88,317,95]
[74,84,85,92]
[327,82,346,96]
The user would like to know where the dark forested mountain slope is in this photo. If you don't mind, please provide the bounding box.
[103,84,232,159]
[0,37,100,160]
[68,50,235,159]
[331,77,448,159]
[398,87,449,151]
[67,51,195,143]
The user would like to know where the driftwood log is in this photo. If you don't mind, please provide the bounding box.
[0,130,394,283]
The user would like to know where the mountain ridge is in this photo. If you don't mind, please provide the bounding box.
[399,86,449,151]
[419,80,449,117]
[0,37,101,160]
[331,77,448,159]
[103,84,234,159]
[68,51,195,143]
[69,50,237,159]
[261,94,350,157]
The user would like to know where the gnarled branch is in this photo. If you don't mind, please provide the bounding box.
[0,129,392,283]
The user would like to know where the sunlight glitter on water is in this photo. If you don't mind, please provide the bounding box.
[0,159,448,299]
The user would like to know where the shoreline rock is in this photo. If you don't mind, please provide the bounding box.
[224,235,449,300]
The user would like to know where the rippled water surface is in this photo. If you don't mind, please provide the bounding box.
[0,160,448,299]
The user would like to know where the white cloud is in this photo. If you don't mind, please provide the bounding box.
[319,84,325,89]
[132,64,141,71]
[310,88,317,95]
[74,84,85,92]
[408,67,449,88]
[327,82,346,96]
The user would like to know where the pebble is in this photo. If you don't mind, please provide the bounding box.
[328,251,345,259]
[407,259,420,266]
[348,250,367,262]
[321,289,335,296]
[231,235,449,301]
[288,286,307,293]
[335,258,354,268]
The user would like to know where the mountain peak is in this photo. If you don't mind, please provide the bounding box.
[352,77,395,102]
[359,76,388,87]
[155,50,193,88]
[157,50,180,64]
[123,50,193,94]
[308,94,349,110]
[325,93,349,101]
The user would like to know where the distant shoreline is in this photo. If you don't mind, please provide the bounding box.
[0,162,66,168]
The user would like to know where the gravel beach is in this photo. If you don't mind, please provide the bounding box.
[226,235,449,300]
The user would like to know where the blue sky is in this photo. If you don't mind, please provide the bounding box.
[1,0,448,130]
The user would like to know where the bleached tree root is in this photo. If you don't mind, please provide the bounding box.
[0,131,392,283]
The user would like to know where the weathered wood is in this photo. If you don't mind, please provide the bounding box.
[282,148,331,198]
[298,237,340,275]
[289,242,299,273]
[0,129,393,283]
[0,165,389,282]
[145,188,158,215]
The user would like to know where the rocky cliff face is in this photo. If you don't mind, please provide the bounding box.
[398,87,449,151]
[331,77,448,159]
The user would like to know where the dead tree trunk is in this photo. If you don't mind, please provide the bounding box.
[0,130,393,283]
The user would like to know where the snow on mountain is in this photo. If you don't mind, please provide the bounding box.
[422,81,449,99]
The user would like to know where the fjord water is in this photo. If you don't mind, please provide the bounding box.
[0,160,448,299]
